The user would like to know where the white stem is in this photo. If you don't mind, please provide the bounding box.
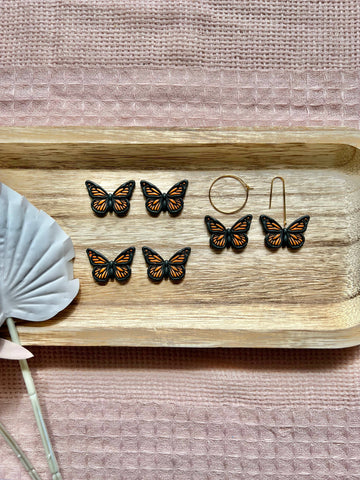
[0,419,42,480]
[6,318,62,480]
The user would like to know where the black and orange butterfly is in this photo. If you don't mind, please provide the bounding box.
[142,246,191,282]
[204,215,253,250]
[259,215,310,249]
[86,247,136,282]
[140,179,188,216]
[85,180,135,216]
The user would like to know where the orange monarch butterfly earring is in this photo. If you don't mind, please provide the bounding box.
[140,179,188,216]
[208,175,252,215]
[85,180,135,217]
[142,247,191,282]
[259,177,310,250]
[86,247,135,282]
[204,215,252,250]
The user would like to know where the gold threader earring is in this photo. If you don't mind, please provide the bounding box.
[259,176,310,250]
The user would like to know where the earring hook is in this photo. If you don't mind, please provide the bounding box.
[269,176,286,227]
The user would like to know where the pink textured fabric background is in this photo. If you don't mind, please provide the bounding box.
[0,1,360,479]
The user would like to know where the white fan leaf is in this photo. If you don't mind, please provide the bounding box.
[0,183,79,326]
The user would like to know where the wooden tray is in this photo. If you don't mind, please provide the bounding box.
[1,127,359,348]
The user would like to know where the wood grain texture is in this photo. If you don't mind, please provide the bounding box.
[0,127,359,348]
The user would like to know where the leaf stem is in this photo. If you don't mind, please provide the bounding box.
[0,418,42,480]
[6,317,62,480]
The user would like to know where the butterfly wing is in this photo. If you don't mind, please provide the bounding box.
[286,215,310,249]
[165,180,188,214]
[168,247,191,281]
[140,180,163,215]
[85,180,109,200]
[204,215,227,249]
[112,180,136,216]
[142,246,165,281]
[260,215,283,249]
[113,246,136,281]
[287,215,310,233]
[86,248,111,282]
[85,180,110,216]
[114,246,136,265]
[287,232,305,249]
[229,214,253,249]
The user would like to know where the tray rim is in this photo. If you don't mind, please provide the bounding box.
[0,126,359,148]
[1,126,360,349]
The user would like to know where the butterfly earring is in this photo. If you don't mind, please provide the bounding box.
[140,179,188,216]
[86,247,136,282]
[85,180,135,216]
[142,247,191,282]
[205,215,252,250]
[259,177,310,250]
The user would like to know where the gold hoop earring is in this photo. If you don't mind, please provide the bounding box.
[208,175,252,215]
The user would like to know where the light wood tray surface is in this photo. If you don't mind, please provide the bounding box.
[1,127,359,348]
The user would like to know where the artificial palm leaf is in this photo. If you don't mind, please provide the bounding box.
[0,182,79,325]
[0,182,79,479]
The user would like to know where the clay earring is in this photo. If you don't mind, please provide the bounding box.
[142,246,191,282]
[86,247,136,282]
[204,215,252,250]
[208,175,252,214]
[140,179,188,216]
[259,176,310,250]
[85,180,135,217]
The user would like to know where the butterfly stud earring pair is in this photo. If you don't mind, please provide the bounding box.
[85,179,188,217]
[260,176,310,250]
[86,246,191,283]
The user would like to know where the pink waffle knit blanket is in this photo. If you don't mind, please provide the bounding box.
[0,1,359,479]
